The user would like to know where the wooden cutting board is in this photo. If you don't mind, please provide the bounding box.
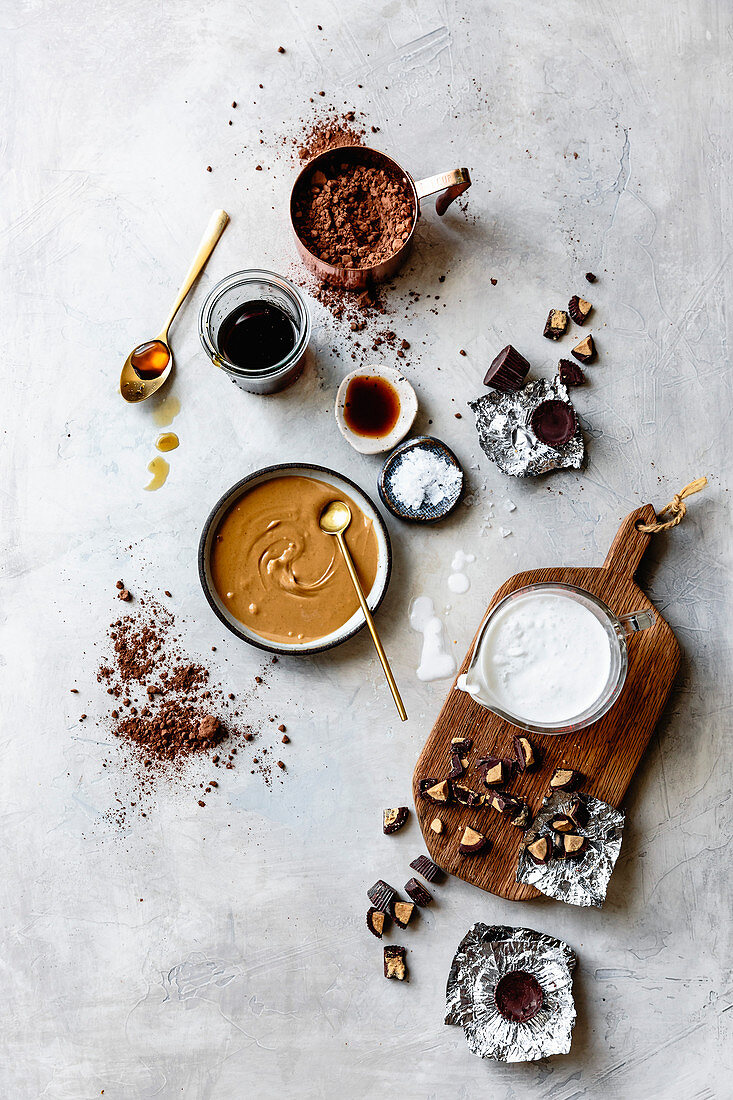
[412,504,680,902]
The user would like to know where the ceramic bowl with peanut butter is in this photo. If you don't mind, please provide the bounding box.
[198,464,392,654]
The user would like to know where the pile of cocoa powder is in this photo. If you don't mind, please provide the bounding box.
[292,156,414,269]
[94,585,288,820]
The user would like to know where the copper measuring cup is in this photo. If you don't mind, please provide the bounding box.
[289,146,471,290]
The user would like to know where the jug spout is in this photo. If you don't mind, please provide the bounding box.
[456,671,490,707]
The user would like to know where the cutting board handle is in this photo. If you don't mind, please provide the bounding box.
[603,503,657,577]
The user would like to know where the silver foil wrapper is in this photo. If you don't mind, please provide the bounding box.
[516,793,625,907]
[469,377,584,477]
[445,923,576,1062]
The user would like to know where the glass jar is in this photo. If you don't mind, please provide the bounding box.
[458,582,656,735]
[199,269,310,394]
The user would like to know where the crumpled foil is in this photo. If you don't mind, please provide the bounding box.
[445,923,576,1062]
[469,377,584,477]
[516,793,625,907]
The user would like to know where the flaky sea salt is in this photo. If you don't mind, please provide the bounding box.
[390,447,462,511]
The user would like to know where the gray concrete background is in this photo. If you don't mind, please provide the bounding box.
[2,1,731,1097]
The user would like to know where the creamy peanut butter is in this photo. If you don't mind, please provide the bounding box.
[211,475,379,644]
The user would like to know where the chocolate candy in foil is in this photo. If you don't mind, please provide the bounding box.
[468,377,584,477]
[445,923,576,1062]
[516,793,624,908]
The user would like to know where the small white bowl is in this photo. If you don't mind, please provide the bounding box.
[335,364,418,455]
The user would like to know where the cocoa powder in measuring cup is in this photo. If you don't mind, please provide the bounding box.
[292,157,414,269]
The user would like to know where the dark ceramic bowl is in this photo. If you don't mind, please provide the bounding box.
[378,436,464,523]
[198,463,392,655]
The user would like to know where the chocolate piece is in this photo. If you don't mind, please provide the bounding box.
[494,970,544,1023]
[451,736,472,759]
[366,907,387,938]
[409,854,442,882]
[543,309,568,340]
[383,807,409,834]
[555,832,589,860]
[558,359,586,387]
[384,945,407,981]
[487,793,533,828]
[549,814,576,834]
[393,901,416,929]
[458,826,490,855]
[526,835,552,865]
[405,877,432,906]
[513,734,539,773]
[571,334,596,363]
[430,817,444,835]
[568,295,592,325]
[484,345,530,393]
[420,778,452,805]
[530,399,577,448]
[550,767,583,792]
[367,880,397,915]
[453,783,484,808]
[448,753,466,780]
[567,795,590,828]
[585,271,597,283]
[477,756,512,788]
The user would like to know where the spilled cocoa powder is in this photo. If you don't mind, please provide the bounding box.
[95,585,289,823]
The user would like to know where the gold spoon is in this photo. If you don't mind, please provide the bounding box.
[319,500,407,722]
[119,209,230,403]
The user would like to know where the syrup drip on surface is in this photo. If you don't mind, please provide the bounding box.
[156,432,179,453]
[144,456,170,491]
[152,394,181,427]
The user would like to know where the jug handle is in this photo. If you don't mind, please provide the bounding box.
[414,168,471,216]
[618,609,656,635]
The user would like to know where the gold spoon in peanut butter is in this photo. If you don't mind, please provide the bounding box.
[319,500,407,721]
[119,209,229,404]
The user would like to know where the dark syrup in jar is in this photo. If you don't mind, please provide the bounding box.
[343,375,401,437]
[218,301,297,371]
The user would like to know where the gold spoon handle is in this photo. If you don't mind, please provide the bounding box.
[159,209,229,340]
[336,531,407,722]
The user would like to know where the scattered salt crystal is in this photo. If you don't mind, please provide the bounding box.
[390,447,462,511]
[500,526,512,538]
[504,500,516,512]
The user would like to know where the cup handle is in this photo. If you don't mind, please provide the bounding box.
[618,609,656,635]
[414,168,471,216]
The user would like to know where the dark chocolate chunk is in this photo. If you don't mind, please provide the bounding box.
[585,271,597,283]
[549,813,576,834]
[555,832,589,860]
[477,756,512,788]
[487,793,533,828]
[567,795,590,828]
[451,736,473,758]
[448,753,466,780]
[404,877,432,906]
[393,900,416,929]
[549,767,583,791]
[571,333,596,363]
[409,854,442,882]
[530,399,577,447]
[513,734,539,772]
[568,295,592,324]
[543,309,569,340]
[558,359,586,386]
[383,807,409,834]
[484,345,530,393]
[366,907,387,938]
[494,970,544,1023]
[458,826,490,855]
[384,945,407,980]
[367,880,397,915]
[419,778,452,805]
[453,783,484,808]
[526,835,552,865]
